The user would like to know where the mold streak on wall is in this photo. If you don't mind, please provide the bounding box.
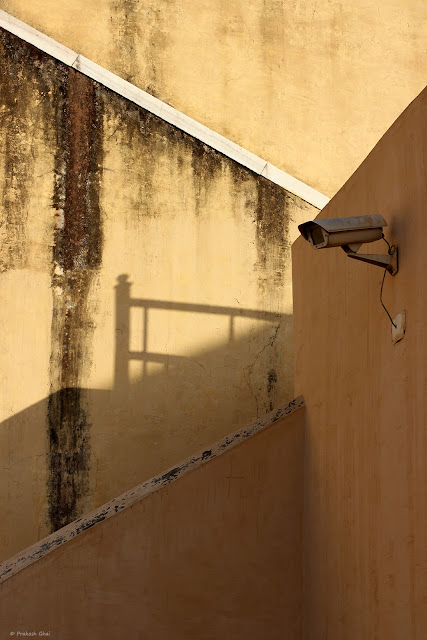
[0,28,74,559]
[3,0,426,197]
[0,29,54,272]
[47,69,103,532]
[109,0,140,85]
[255,177,288,296]
[0,27,318,558]
[0,32,30,272]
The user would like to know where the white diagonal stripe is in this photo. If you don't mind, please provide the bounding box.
[0,9,329,209]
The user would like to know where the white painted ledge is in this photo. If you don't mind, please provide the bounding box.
[0,396,304,583]
[0,9,329,209]
[0,9,78,66]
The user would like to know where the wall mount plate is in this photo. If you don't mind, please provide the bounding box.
[392,311,406,344]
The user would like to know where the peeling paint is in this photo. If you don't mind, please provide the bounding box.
[0,396,304,583]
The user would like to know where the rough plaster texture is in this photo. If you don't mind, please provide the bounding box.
[0,404,305,640]
[293,88,427,639]
[0,8,330,210]
[0,30,317,559]
[0,0,426,197]
[0,396,304,581]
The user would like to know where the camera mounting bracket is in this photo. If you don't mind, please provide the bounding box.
[342,244,398,276]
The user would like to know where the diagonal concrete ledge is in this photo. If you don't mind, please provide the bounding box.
[0,396,304,584]
[0,9,329,209]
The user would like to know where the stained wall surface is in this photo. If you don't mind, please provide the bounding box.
[0,407,305,640]
[293,88,427,639]
[0,30,316,560]
[1,0,426,196]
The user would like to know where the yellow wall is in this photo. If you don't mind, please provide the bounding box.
[0,35,60,554]
[0,29,316,559]
[0,408,305,640]
[1,0,426,196]
[293,87,427,638]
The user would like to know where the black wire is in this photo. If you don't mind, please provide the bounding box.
[380,267,397,328]
[382,234,392,253]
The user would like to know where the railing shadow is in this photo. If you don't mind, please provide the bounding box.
[114,273,285,387]
[0,273,292,559]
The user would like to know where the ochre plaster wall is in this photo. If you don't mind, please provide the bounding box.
[0,33,63,555]
[0,408,305,640]
[292,88,427,639]
[1,0,426,196]
[0,30,316,559]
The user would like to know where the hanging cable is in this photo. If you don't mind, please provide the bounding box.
[379,235,397,327]
[382,234,392,253]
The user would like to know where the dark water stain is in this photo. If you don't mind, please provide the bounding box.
[47,388,91,532]
[101,87,291,419]
[0,30,103,533]
[109,0,141,84]
[0,28,58,272]
[236,175,292,416]
[255,176,290,296]
[267,368,277,394]
[47,69,104,533]
[190,141,223,216]
[228,159,256,186]
[102,88,225,220]
[53,70,103,271]
[267,368,278,411]
[109,0,172,100]
[101,96,163,220]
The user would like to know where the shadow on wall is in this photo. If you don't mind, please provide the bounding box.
[113,273,285,391]
[1,274,291,545]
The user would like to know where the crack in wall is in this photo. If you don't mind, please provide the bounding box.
[244,322,281,417]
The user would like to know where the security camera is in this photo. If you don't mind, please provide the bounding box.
[298,214,398,275]
[299,214,385,251]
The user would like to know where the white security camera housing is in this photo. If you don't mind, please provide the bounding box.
[299,214,386,251]
[298,214,398,275]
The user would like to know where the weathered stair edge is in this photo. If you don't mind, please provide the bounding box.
[0,396,304,584]
[0,9,329,210]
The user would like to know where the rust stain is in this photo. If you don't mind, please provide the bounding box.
[48,68,103,533]
[61,71,102,271]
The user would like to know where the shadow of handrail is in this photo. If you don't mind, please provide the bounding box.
[115,274,283,387]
